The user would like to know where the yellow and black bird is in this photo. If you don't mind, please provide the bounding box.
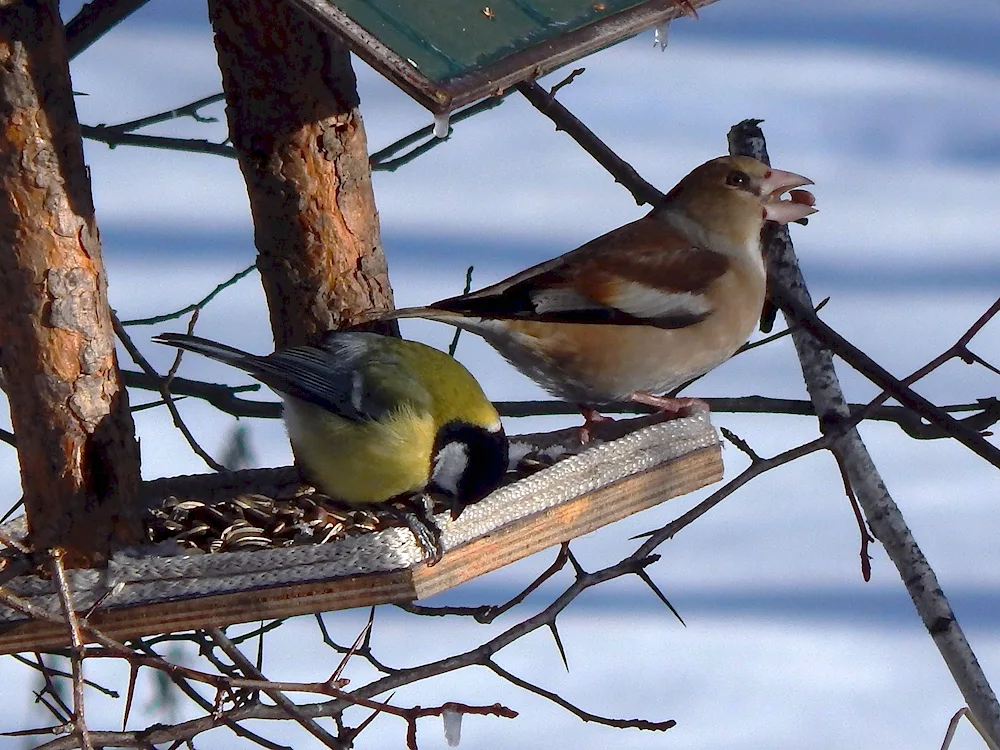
[154,331,508,556]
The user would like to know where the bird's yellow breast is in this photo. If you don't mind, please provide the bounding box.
[282,399,437,505]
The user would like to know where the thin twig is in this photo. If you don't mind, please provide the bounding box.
[11,654,119,699]
[548,67,585,97]
[130,639,289,750]
[516,79,662,206]
[50,550,94,750]
[98,93,225,134]
[120,370,264,412]
[0,722,74,738]
[80,126,236,158]
[487,660,673,731]
[65,0,152,59]
[112,314,225,471]
[769,283,1000,469]
[448,265,475,357]
[399,543,570,622]
[369,95,509,169]
[844,296,1000,432]
[122,264,256,326]
[31,654,74,723]
[208,628,345,749]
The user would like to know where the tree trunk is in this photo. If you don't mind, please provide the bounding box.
[0,0,142,566]
[208,0,396,349]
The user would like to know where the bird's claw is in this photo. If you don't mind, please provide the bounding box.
[389,494,444,565]
[629,392,709,418]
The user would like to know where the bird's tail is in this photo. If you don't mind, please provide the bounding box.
[153,332,254,369]
[363,307,510,342]
[366,306,469,325]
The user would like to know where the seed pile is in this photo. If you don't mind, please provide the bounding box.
[145,446,570,554]
[146,488,386,553]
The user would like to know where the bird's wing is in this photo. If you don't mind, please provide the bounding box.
[429,216,730,329]
[241,336,426,423]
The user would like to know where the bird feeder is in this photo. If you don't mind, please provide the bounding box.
[0,413,721,654]
[287,0,715,115]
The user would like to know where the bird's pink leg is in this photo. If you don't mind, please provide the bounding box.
[578,406,613,444]
[629,391,709,417]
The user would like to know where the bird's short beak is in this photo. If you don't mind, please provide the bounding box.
[760,168,818,224]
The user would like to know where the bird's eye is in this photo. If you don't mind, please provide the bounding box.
[726,170,750,188]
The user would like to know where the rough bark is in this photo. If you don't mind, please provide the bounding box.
[0,0,142,565]
[207,0,395,349]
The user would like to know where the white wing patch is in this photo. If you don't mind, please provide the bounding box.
[606,281,712,320]
[431,442,470,497]
[529,281,711,321]
[349,370,365,412]
[529,288,607,313]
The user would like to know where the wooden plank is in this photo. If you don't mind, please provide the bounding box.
[0,424,722,655]
[0,570,415,655]
[412,444,721,598]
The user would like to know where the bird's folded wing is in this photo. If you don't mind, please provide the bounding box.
[432,217,730,329]
[239,344,406,424]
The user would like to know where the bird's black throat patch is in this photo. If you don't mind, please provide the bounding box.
[430,421,509,519]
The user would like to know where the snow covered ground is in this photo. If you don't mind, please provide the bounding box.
[0,0,998,747]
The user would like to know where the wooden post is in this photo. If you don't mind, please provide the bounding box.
[0,0,142,566]
[208,0,396,348]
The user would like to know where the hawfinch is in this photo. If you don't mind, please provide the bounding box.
[384,156,816,421]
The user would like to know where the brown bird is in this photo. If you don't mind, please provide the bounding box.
[382,156,816,428]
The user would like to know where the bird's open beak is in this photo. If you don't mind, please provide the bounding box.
[760,168,817,224]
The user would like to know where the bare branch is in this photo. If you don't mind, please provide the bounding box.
[729,117,1000,747]
[516,79,662,206]
[548,67,586,97]
[370,96,509,172]
[121,264,256,327]
[845,297,1000,431]
[488,660,674,731]
[129,639,290,750]
[399,544,570,623]
[98,93,226,134]
[80,125,236,158]
[208,628,345,748]
[768,283,1000,468]
[11,654,119,699]
[117,367,1000,440]
[65,0,152,59]
[112,314,225,471]
[50,550,94,750]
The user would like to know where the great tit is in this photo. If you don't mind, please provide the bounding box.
[153,331,509,547]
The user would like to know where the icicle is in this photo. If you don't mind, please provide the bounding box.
[653,22,670,51]
[442,705,463,746]
[433,111,451,139]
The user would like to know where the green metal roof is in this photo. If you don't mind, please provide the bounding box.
[335,1,653,83]
[287,0,714,112]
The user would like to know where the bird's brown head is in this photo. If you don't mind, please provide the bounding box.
[660,156,817,252]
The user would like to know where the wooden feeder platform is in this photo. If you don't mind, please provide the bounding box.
[0,412,721,654]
